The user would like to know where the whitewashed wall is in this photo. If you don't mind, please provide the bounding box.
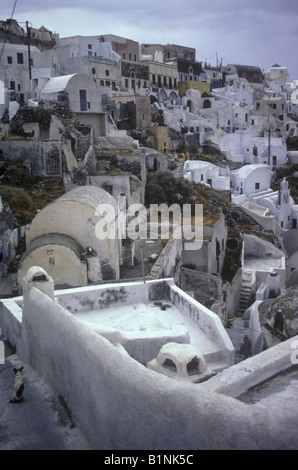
[19,277,298,450]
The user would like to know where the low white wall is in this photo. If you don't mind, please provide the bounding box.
[0,297,24,357]
[168,285,234,366]
[241,202,283,236]
[20,281,298,449]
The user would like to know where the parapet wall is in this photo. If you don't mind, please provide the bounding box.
[20,278,293,450]
[2,272,298,449]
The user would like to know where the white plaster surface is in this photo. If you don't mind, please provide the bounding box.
[72,300,218,366]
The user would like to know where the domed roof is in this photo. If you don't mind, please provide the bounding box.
[56,185,117,209]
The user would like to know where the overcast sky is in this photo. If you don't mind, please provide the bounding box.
[3,0,298,79]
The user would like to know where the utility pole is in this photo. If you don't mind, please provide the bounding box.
[26,21,32,81]
[268,128,271,167]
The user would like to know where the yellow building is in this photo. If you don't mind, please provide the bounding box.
[178,80,210,97]
[149,125,171,153]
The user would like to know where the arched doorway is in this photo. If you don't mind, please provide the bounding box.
[203,99,211,109]
[187,100,193,112]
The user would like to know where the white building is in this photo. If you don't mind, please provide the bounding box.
[282,229,298,287]
[252,178,298,230]
[183,160,230,191]
[54,35,121,90]
[212,78,254,107]
[219,130,287,168]
[264,64,290,83]
[231,164,271,202]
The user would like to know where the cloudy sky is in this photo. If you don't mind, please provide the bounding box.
[3,0,298,79]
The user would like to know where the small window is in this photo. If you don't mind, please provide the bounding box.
[88,44,92,49]
[103,184,113,194]
[17,53,24,64]
[10,81,15,90]
[129,53,132,61]
[122,53,126,60]
[255,182,260,190]
[7,56,12,64]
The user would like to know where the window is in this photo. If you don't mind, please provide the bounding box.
[46,149,60,175]
[253,146,258,156]
[7,56,12,64]
[122,53,126,59]
[88,44,92,49]
[255,182,260,190]
[88,51,92,56]
[9,81,15,90]
[134,54,137,62]
[129,53,132,61]
[103,184,113,194]
[17,53,24,64]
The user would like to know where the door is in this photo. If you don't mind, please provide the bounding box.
[80,89,87,111]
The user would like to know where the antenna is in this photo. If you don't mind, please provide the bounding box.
[26,21,32,81]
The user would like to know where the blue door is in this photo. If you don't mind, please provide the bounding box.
[80,89,87,111]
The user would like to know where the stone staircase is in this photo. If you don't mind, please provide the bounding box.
[174,161,184,178]
[239,272,254,314]
[237,206,264,232]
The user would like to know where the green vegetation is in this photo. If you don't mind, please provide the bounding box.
[0,157,64,224]
[145,170,193,206]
